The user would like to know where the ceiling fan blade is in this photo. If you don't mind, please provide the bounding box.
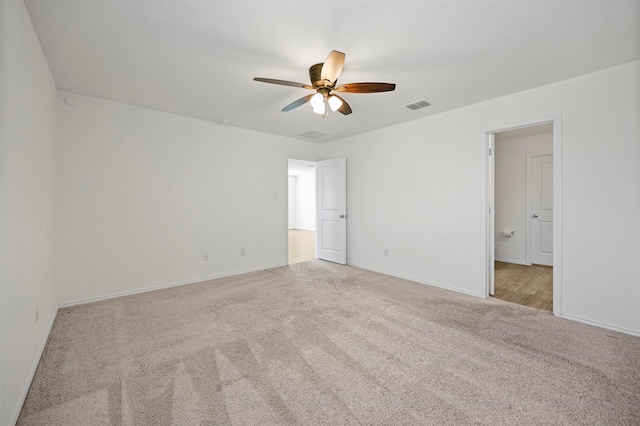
[334,82,396,93]
[254,77,314,90]
[320,50,345,84]
[332,94,352,115]
[282,94,314,112]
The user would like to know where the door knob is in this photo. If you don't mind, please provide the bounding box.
[532,213,539,218]
[339,214,345,218]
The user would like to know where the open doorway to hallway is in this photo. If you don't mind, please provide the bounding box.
[288,159,316,264]
[492,123,554,311]
[494,262,553,311]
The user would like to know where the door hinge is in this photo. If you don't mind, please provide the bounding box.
[489,148,492,156]
[489,207,492,214]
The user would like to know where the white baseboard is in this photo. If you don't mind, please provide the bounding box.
[10,263,639,425]
[494,257,530,266]
[11,263,288,423]
[561,314,640,338]
[347,262,484,298]
[59,263,288,308]
[10,307,59,426]
[349,263,640,338]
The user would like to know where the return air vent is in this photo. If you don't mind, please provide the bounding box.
[405,100,431,110]
[298,130,329,140]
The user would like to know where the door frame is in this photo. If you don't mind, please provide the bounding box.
[483,114,562,316]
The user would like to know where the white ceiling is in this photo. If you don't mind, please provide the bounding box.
[25,1,639,143]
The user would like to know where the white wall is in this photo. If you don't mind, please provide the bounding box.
[3,7,637,422]
[320,61,640,335]
[288,175,297,229]
[495,132,553,264]
[57,93,319,304]
[294,173,316,231]
[0,2,59,424]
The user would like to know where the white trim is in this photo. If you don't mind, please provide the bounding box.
[483,114,563,317]
[9,268,637,426]
[483,132,494,295]
[551,117,563,317]
[494,257,530,266]
[0,3,4,425]
[9,307,59,426]
[59,263,287,308]
[486,134,495,295]
[286,161,291,265]
[348,262,484,298]
[561,314,640,338]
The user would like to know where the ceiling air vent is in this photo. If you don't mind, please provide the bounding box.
[405,100,431,110]
[298,130,329,140]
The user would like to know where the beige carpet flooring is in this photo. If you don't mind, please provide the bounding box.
[19,260,640,425]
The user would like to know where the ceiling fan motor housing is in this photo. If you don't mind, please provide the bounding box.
[309,63,332,89]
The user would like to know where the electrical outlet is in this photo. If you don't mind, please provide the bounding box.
[384,249,389,257]
[203,253,209,261]
[240,248,246,256]
[35,305,39,322]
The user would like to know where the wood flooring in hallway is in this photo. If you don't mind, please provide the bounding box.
[288,229,315,264]
[493,261,553,311]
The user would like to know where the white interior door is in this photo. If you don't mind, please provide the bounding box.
[316,158,347,264]
[529,154,553,266]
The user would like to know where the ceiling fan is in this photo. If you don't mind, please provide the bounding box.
[254,50,395,117]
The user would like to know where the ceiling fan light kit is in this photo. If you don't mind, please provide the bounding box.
[328,95,343,112]
[254,50,395,117]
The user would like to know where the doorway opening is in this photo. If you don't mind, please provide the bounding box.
[288,159,316,264]
[485,115,562,315]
